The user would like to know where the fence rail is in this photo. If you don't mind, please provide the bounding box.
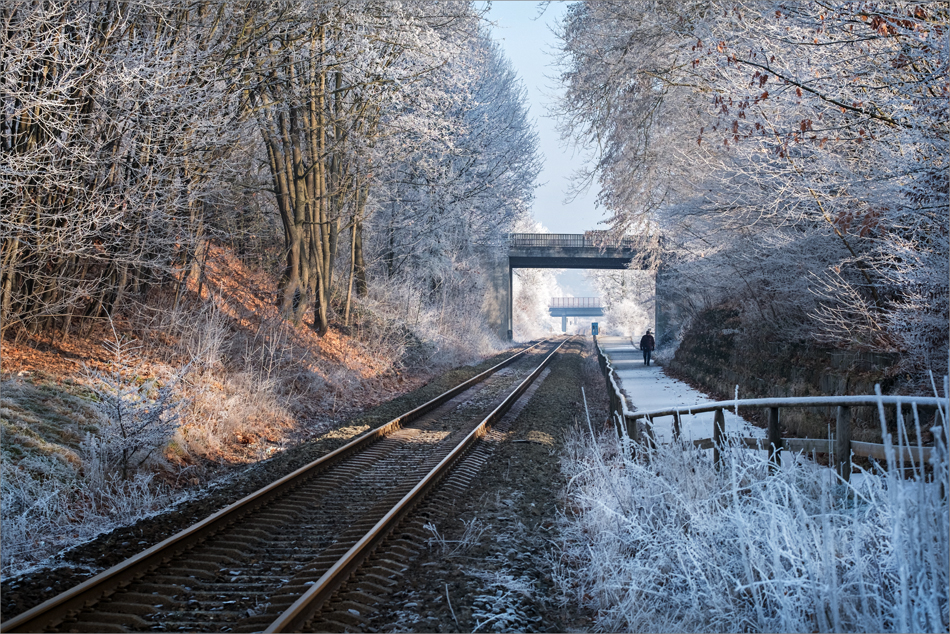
[593,335,636,435]
[551,297,601,308]
[593,337,947,482]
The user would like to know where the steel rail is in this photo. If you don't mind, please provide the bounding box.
[264,337,571,632]
[0,340,550,634]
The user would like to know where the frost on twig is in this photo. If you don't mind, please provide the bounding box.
[423,517,490,557]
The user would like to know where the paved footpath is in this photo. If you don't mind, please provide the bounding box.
[597,335,765,445]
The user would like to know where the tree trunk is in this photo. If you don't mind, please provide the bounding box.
[0,236,20,335]
[354,205,367,297]
[344,206,358,325]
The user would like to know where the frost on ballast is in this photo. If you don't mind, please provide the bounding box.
[469,569,542,633]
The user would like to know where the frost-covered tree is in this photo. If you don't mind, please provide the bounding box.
[2,0,543,351]
[363,25,542,337]
[240,0,481,334]
[586,270,654,337]
[557,0,948,378]
[1,0,248,335]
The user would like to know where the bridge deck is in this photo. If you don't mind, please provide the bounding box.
[508,234,638,270]
[549,307,604,317]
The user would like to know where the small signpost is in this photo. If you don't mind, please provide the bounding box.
[591,322,599,336]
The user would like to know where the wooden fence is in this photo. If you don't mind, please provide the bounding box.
[594,335,635,433]
[594,337,947,481]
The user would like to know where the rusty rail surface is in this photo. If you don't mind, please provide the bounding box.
[0,340,556,634]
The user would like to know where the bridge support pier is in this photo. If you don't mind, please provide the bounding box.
[561,315,567,332]
[478,249,511,341]
[508,265,513,340]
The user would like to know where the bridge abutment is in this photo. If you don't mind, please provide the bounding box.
[479,249,511,341]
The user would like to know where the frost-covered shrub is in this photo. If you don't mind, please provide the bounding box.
[0,457,172,577]
[85,334,183,480]
[0,370,182,577]
[554,399,949,632]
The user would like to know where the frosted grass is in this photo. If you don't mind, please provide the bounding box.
[553,391,949,632]
[0,458,175,578]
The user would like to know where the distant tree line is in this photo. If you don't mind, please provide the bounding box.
[1,0,540,338]
[556,0,948,379]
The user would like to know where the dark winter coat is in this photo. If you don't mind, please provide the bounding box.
[639,334,655,351]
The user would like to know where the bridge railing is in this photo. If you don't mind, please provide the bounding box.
[592,338,947,483]
[510,233,637,248]
[551,297,601,308]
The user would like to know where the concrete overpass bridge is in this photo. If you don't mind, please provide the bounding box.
[481,232,669,341]
[549,297,603,332]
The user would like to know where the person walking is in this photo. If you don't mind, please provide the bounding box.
[639,329,655,366]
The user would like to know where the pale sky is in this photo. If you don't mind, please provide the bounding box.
[480,1,601,296]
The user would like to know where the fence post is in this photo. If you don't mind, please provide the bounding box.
[628,415,639,444]
[672,411,681,441]
[713,408,725,468]
[835,405,851,482]
[613,392,623,440]
[768,407,782,471]
[643,416,656,450]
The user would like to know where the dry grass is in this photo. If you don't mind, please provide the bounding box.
[1,244,443,470]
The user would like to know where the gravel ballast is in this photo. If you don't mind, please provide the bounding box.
[363,338,601,633]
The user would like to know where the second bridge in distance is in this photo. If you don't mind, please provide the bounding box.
[548,297,603,332]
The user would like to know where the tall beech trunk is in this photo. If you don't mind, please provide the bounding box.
[343,176,367,324]
[354,208,367,297]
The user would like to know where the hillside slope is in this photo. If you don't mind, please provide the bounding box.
[1,244,498,577]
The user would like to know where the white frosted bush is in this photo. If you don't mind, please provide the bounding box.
[554,400,949,632]
[1,459,172,577]
[85,332,184,480]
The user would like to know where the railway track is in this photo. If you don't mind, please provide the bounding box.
[2,337,569,633]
